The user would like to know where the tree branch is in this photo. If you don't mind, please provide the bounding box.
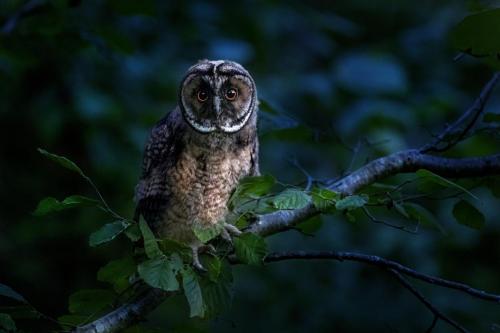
[264,251,500,303]
[389,270,470,333]
[420,71,500,153]
[73,289,169,333]
[249,150,500,236]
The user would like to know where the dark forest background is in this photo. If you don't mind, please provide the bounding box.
[1,0,500,332]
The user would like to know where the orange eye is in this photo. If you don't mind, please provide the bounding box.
[225,88,238,101]
[197,90,209,102]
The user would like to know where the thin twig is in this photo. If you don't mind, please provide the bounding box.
[362,206,418,234]
[390,269,470,333]
[420,72,500,153]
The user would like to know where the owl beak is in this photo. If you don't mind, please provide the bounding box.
[213,95,222,118]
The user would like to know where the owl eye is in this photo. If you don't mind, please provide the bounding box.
[225,88,238,101]
[197,89,209,102]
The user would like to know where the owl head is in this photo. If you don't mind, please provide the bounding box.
[179,59,257,134]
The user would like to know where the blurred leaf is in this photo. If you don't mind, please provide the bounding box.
[483,112,500,123]
[403,203,446,233]
[234,233,267,265]
[33,195,101,216]
[123,325,161,333]
[452,200,485,230]
[200,261,233,318]
[138,254,182,292]
[38,148,85,177]
[451,9,500,58]
[393,202,409,218]
[272,189,311,210]
[181,267,205,318]
[261,126,314,142]
[335,194,368,211]
[232,175,275,200]
[68,289,115,315]
[158,239,191,259]
[58,314,88,330]
[0,284,27,304]
[416,169,478,200]
[0,313,16,331]
[97,256,136,293]
[334,53,407,95]
[296,215,323,234]
[108,0,156,16]
[193,223,223,243]
[311,187,339,212]
[139,220,162,259]
[124,224,141,242]
[201,256,222,283]
[89,220,130,247]
[486,178,500,197]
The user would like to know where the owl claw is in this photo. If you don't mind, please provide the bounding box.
[191,244,216,272]
[221,223,242,244]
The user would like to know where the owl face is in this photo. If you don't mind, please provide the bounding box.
[179,60,257,134]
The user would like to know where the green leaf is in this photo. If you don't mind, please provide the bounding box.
[38,148,85,177]
[58,314,88,330]
[0,284,27,304]
[89,220,130,247]
[234,233,267,265]
[139,219,162,258]
[296,215,323,235]
[97,257,136,293]
[451,9,500,58]
[0,314,16,331]
[272,189,311,210]
[483,112,500,123]
[486,178,500,198]
[124,223,141,242]
[310,187,339,212]
[393,202,409,218]
[200,261,233,318]
[232,175,275,200]
[416,169,478,200]
[123,325,161,333]
[68,289,115,315]
[193,223,223,243]
[201,256,222,283]
[137,255,182,291]
[335,194,368,211]
[452,200,485,230]
[33,195,101,216]
[181,267,205,318]
[403,203,446,234]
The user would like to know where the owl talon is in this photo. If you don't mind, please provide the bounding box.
[221,223,242,244]
[224,223,242,236]
[191,244,216,272]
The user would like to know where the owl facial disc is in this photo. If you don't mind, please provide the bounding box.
[179,60,257,134]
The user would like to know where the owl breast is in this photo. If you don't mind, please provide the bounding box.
[160,143,252,243]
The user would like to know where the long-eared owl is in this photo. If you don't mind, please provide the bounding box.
[134,60,259,268]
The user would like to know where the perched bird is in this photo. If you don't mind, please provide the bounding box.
[134,60,259,269]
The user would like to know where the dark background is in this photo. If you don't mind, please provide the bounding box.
[1,0,500,332]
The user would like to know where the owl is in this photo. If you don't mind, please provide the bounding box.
[134,60,259,270]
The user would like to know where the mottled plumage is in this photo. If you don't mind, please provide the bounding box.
[134,60,259,257]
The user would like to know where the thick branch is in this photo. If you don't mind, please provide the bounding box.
[249,150,500,235]
[73,289,168,333]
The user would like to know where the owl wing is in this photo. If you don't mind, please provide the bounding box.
[134,108,185,228]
